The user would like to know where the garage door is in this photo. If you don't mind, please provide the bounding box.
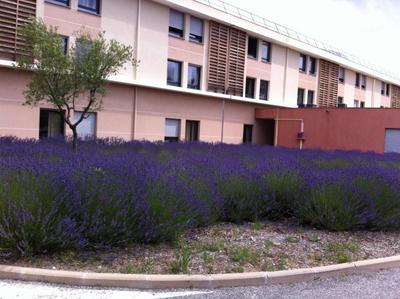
[384,129,400,153]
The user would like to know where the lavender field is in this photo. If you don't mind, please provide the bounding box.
[1,137,400,257]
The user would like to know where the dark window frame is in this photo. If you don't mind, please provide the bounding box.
[46,0,70,7]
[243,124,253,144]
[165,118,181,143]
[386,84,390,97]
[381,82,386,95]
[309,57,316,75]
[259,80,269,101]
[185,120,200,142]
[299,54,307,72]
[361,75,367,89]
[297,88,305,106]
[245,77,256,98]
[360,101,365,108]
[338,96,344,104]
[247,36,258,59]
[261,41,271,63]
[60,36,69,54]
[307,90,315,105]
[189,16,203,43]
[187,64,201,90]
[355,73,361,88]
[167,59,182,87]
[169,9,185,38]
[338,67,345,83]
[78,0,101,15]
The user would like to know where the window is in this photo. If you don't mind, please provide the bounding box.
[189,16,203,43]
[360,101,365,108]
[169,9,184,38]
[248,37,258,59]
[297,88,305,106]
[381,82,386,95]
[245,77,256,98]
[261,41,271,62]
[386,84,390,97]
[361,75,366,89]
[187,64,201,90]
[338,96,344,105]
[167,60,182,87]
[78,0,100,14]
[165,118,181,142]
[60,36,68,54]
[339,67,345,83]
[39,109,64,139]
[259,80,269,101]
[354,100,360,107]
[185,120,199,142]
[307,90,315,106]
[355,73,361,88]
[299,54,307,72]
[74,111,96,140]
[243,124,253,144]
[47,0,69,6]
[309,57,316,75]
[75,39,92,61]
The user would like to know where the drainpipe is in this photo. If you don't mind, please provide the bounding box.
[282,48,289,104]
[372,78,376,107]
[221,97,226,143]
[274,117,305,150]
[134,0,141,80]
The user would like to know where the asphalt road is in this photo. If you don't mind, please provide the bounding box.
[1,268,400,299]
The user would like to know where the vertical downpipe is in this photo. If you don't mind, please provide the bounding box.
[274,109,279,147]
[132,0,141,140]
[372,78,376,107]
[221,97,226,143]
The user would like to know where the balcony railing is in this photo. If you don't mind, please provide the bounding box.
[193,0,400,82]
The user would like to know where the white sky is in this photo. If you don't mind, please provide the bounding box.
[224,0,400,77]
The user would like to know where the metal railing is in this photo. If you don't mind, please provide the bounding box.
[194,0,400,82]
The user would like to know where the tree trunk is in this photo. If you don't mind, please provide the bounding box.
[72,127,78,153]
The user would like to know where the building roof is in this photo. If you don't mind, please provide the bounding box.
[154,0,400,86]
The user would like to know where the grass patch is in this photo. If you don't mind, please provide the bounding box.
[324,241,360,264]
[228,246,261,266]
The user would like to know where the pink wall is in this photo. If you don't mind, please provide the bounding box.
[256,107,400,153]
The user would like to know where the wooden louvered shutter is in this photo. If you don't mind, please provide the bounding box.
[0,0,36,60]
[227,27,246,96]
[317,59,339,107]
[391,85,400,108]
[208,21,229,94]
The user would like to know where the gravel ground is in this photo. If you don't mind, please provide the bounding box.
[3,220,400,275]
[2,268,400,298]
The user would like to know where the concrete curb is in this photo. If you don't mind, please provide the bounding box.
[0,255,400,289]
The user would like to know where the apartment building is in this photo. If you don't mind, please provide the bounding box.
[1,0,400,146]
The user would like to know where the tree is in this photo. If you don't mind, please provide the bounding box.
[16,19,135,151]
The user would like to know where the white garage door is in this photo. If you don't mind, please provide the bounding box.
[384,129,400,153]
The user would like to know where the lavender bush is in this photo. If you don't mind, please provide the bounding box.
[1,137,400,256]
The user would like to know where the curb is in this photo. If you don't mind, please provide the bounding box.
[0,255,400,289]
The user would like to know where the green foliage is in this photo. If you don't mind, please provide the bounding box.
[16,19,135,150]
[285,235,299,243]
[229,246,261,266]
[170,240,191,274]
[324,241,360,264]
[297,184,366,231]
[201,240,226,252]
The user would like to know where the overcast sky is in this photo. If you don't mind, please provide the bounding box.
[224,0,400,77]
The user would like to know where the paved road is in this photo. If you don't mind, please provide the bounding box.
[1,268,400,299]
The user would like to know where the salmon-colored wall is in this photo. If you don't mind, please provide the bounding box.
[256,107,400,153]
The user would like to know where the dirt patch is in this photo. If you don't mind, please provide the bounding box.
[2,220,400,274]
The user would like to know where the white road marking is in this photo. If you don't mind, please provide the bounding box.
[0,280,211,299]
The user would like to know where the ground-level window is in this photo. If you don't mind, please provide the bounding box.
[48,0,69,6]
[74,111,96,140]
[297,88,305,107]
[39,109,64,139]
[259,80,269,101]
[338,96,344,106]
[167,60,182,87]
[360,101,365,108]
[354,100,360,107]
[188,64,201,90]
[185,120,199,142]
[60,36,69,54]
[245,77,255,98]
[165,118,181,142]
[243,124,253,144]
